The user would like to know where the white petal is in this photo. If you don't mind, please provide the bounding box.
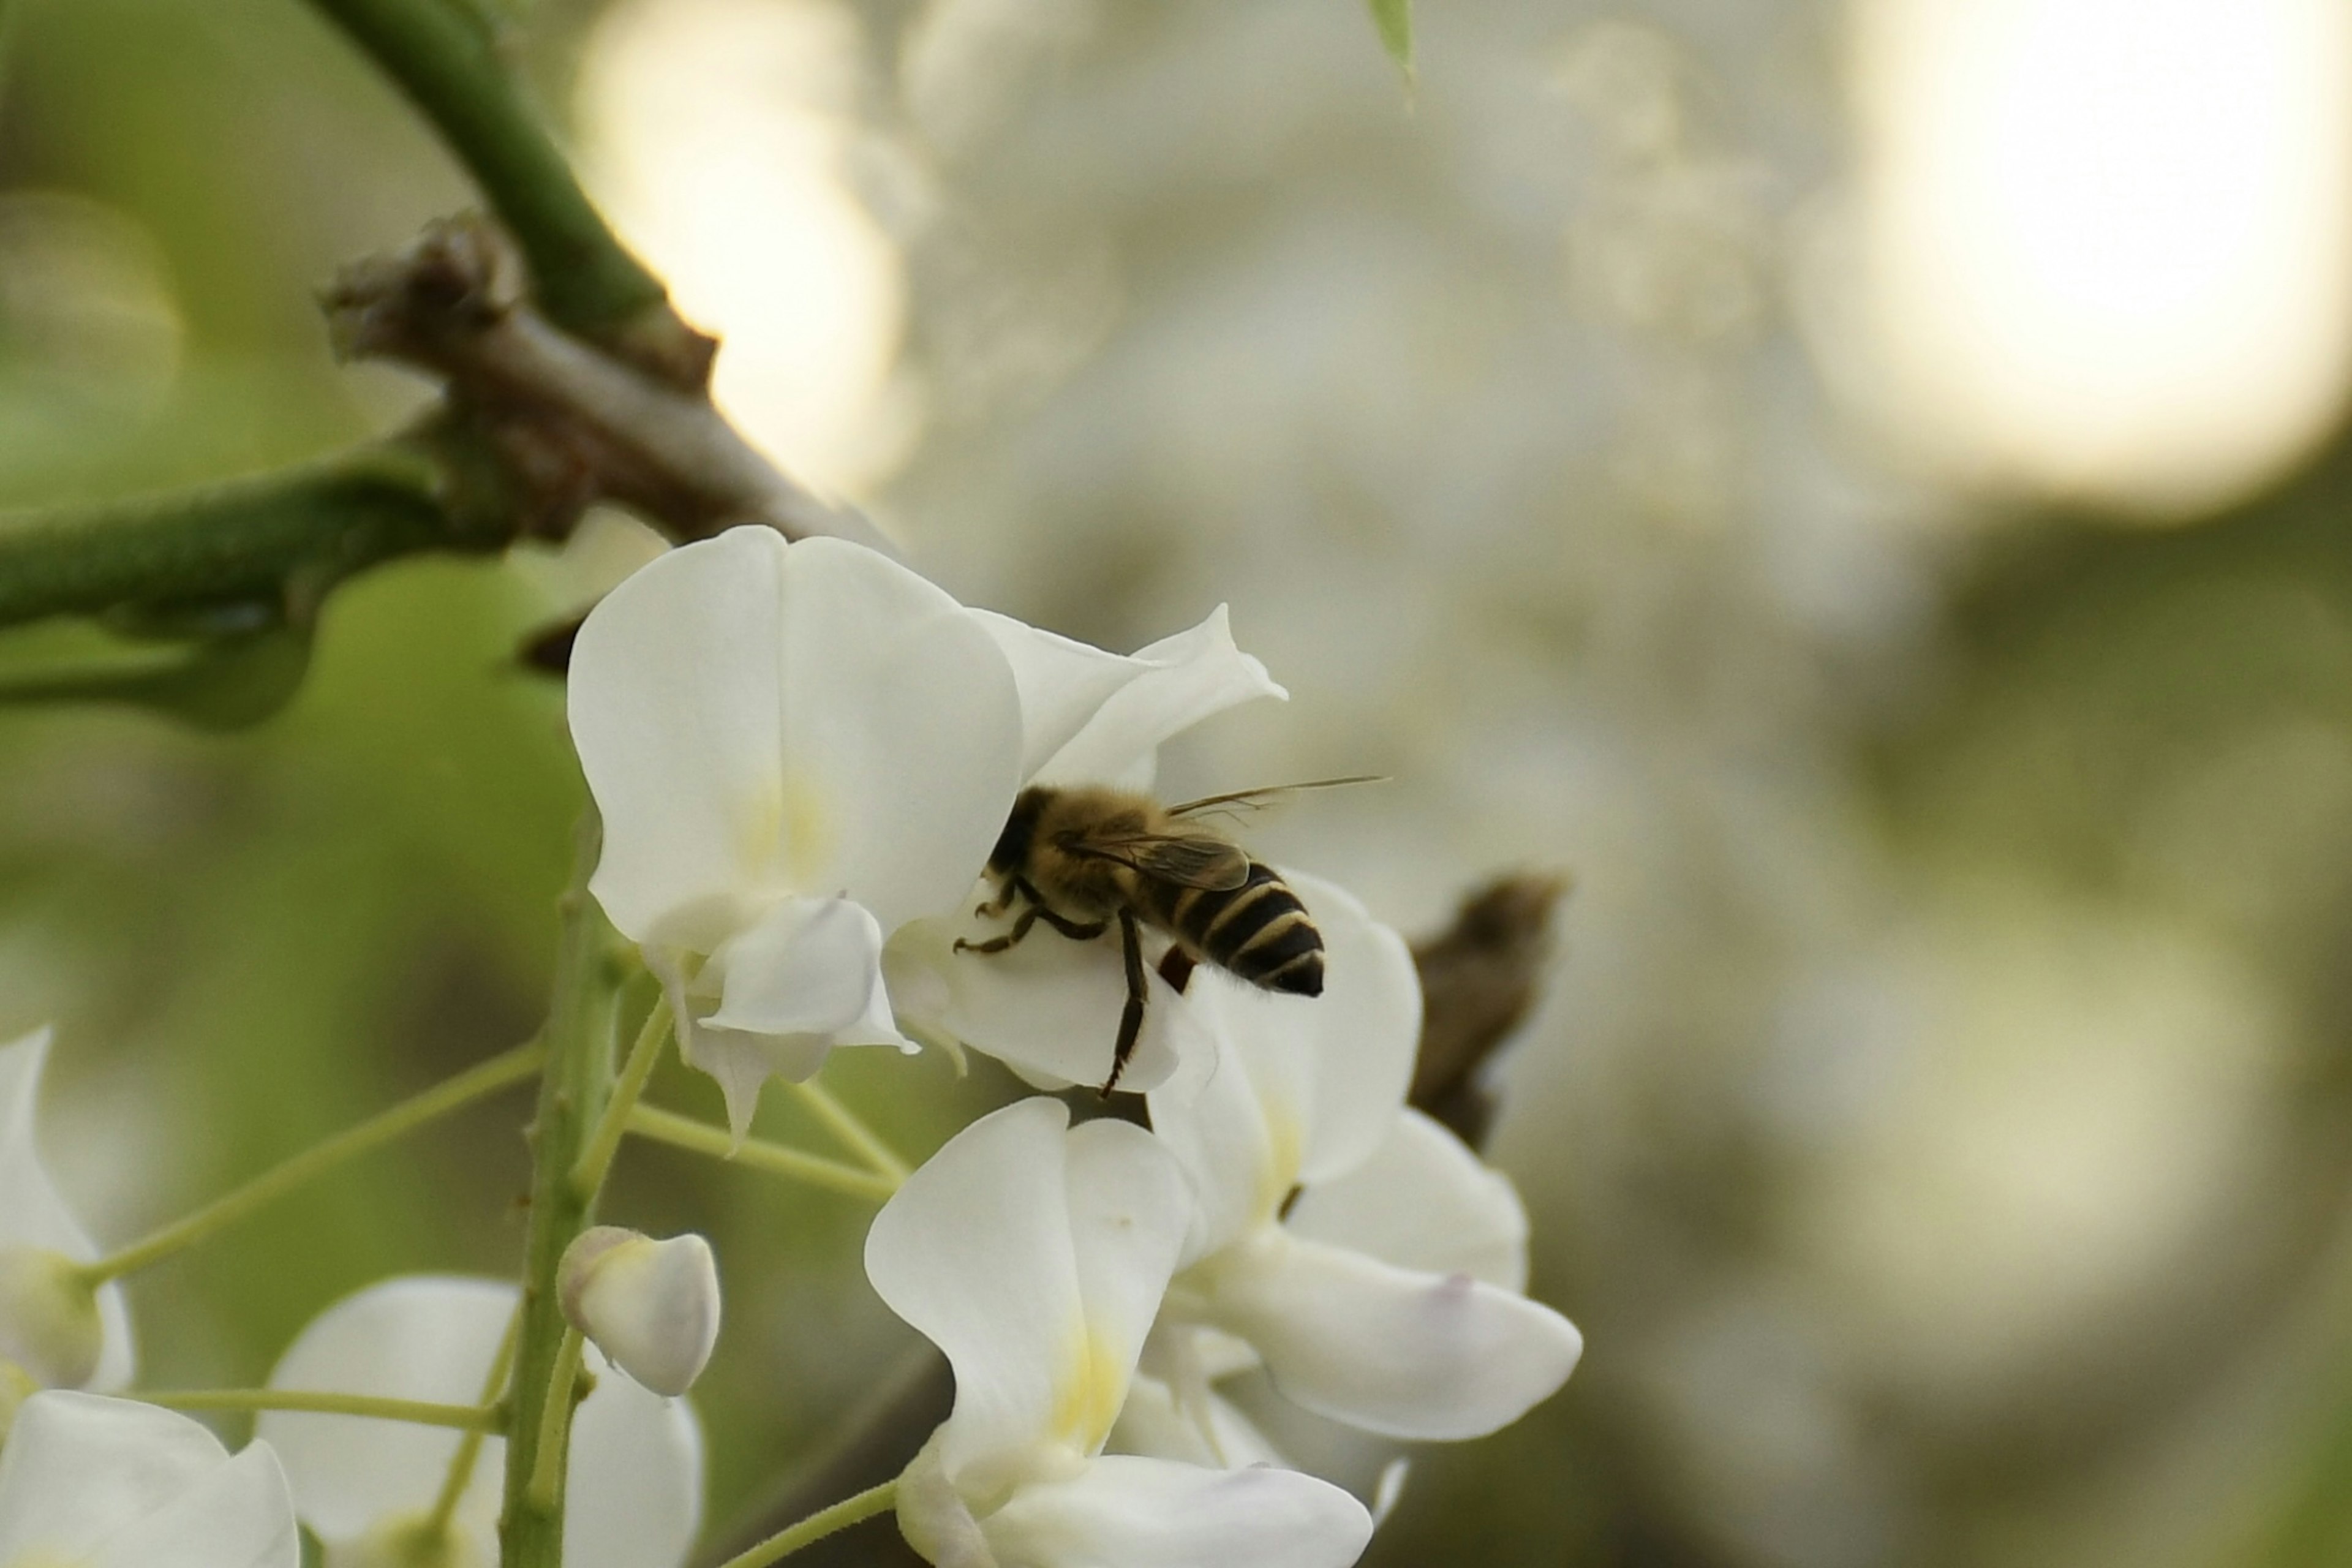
[773,537,1023,930]
[260,1275,703,1566]
[572,531,1024,942]
[562,1230,722,1398]
[1109,1363,1288,1472]
[893,1429,995,1568]
[77,1444,300,1568]
[887,918,1197,1096]
[667,1008,797,1147]
[1025,607,1286,789]
[1147,1014,1286,1265]
[1272,872,1419,1186]
[1149,875,1419,1256]
[0,1028,133,1390]
[980,1455,1370,1568]
[566,1341,706,1568]
[570,528,790,947]
[1057,1120,1194,1455]
[1201,1233,1582,1441]
[1284,1110,1529,1290]
[260,1276,513,1545]
[969,612,1153,783]
[864,1101,1085,1490]
[704,898,892,1040]
[673,900,914,1137]
[0,1390,297,1567]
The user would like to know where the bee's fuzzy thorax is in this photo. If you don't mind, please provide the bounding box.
[990,787,1048,876]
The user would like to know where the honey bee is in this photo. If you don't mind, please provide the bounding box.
[953,778,1379,1092]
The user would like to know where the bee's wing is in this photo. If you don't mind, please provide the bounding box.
[1164,775,1387,818]
[1066,827,1253,890]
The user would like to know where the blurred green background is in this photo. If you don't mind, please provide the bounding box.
[10,0,2352,1562]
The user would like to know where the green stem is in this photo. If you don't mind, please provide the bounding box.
[571,995,671,1199]
[712,1480,900,1568]
[138,1388,501,1431]
[788,1079,910,1185]
[425,1302,521,1536]
[524,1326,587,1513]
[500,818,626,1568]
[80,1039,546,1285]
[625,1104,898,1201]
[299,0,671,346]
[0,441,492,633]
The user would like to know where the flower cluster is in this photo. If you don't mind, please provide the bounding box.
[571,529,1583,1564]
[0,527,1578,1567]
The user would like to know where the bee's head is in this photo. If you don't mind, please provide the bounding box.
[989,786,1050,874]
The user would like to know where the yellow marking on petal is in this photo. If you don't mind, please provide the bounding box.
[1254,1104,1306,1226]
[736,767,837,889]
[1049,1323,1128,1455]
[737,772,786,875]
[782,767,837,886]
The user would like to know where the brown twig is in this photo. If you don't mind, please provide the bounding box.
[323,216,894,555]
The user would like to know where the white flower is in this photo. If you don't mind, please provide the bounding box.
[258,1276,703,1568]
[0,1029,132,1392]
[559,1229,721,1398]
[886,607,1287,1095]
[568,527,1027,1136]
[0,1390,299,1567]
[1144,873,1583,1444]
[865,1099,1371,1568]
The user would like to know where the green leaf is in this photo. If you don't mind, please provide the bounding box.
[1366,0,1414,81]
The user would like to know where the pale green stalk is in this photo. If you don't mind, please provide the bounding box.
[787,1079,910,1184]
[424,1303,522,1537]
[499,819,627,1568]
[79,1039,545,1285]
[525,1327,588,1513]
[571,995,672,1199]
[138,1389,500,1431]
[625,1104,898,1200]
[712,1480,900,1568]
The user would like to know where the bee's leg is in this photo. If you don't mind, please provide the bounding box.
[1031,907,1110,941]
[973,875,1023,919]
[1156,948,1197,995]
[1101,910,1148,1097]
[954,905,1041,956]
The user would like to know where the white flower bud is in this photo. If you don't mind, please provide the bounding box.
[0,1244,105,1389]
[557,1227,720,1398]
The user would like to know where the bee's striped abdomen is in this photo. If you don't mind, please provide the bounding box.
[1150,862,1325,997]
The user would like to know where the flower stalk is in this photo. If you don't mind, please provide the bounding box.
[77,1038,546,1287]
[786,1080,910,1185]
[499,818,628,1568]
[624,1104,899,1201]
[426,1303,522,1539]
[524,1325,589,1513]
[711,1479,900,1568]
[572,995,673,1200]
[135,1387,503,1431]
